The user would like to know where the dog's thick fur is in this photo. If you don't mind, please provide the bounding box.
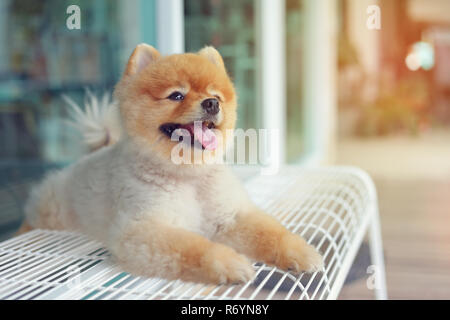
[21,44,323,284]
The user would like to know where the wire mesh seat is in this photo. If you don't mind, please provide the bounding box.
[0,166,387,300]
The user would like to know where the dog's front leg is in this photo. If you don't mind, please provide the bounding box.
[215,208,324,273]
[109,220,255,284]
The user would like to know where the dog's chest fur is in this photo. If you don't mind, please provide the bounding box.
[131,166,249,239]
[112,143,251,240]
[192,169,249,238]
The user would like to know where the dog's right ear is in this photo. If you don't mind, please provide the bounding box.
[124,44,161,76]
[198,46,225,72]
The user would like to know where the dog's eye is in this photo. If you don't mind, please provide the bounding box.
[167,92,184,101]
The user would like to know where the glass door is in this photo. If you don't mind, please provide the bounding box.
[0,0,156,239]
[184,0,260,131]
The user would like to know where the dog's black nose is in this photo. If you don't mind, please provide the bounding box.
[201,98,220,115]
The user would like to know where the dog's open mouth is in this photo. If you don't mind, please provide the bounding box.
[159,120,218,150]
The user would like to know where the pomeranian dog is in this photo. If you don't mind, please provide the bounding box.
[19,44,323,284]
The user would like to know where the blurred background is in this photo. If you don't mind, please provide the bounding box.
[0,0,449,299]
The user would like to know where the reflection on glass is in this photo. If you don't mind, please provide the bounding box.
[0,0,138,238]
[184,0,259,131]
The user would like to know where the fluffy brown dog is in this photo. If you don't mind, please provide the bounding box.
[21,44,323,284]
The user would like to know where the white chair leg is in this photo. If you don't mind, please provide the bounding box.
[368,206,388,300]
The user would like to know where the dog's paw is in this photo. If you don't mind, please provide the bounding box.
[201,244,255,284]
[276,233,324,273]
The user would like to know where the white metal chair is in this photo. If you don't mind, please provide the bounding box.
[0,166,387,300]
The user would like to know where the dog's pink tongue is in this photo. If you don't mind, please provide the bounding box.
[193,123,217,150]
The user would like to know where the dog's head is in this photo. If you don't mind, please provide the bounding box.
[115,44,237,164]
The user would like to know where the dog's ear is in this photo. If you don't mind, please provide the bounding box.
[124,44,161,76]
[198,46,225,72]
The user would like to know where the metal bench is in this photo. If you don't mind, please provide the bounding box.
[0,166,387,300]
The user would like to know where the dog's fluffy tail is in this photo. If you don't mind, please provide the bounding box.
[64,91,122,151]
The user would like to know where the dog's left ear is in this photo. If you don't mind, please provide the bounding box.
[198,46,225,72]
[124,43,161,76]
